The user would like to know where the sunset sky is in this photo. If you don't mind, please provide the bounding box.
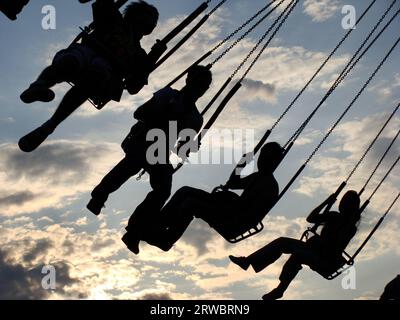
[0,0,399,300]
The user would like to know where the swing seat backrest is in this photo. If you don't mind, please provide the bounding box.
[301,227,354,280]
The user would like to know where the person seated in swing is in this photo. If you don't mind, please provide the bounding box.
[380,275,400,300]
[0,0,29,20]
[18,0,164,152]
[87,65,212,253]
[139,142,283,253]
[229,190,361,300]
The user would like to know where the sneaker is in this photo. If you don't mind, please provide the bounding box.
[86,198,105,216]
[122,232,140,255]
[18,124,54,152]
[262,288,284,300]
[20,83,55,104]
[228,255,250,271]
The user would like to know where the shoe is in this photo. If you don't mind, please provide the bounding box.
[262,288,284,300]
[87,198,105,216]
[144,237,172,252]
[20,83,55,104]
[229,255,250,271]
[18,124,54,152]
[122,232,140,255]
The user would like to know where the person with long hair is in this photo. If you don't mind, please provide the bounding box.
[229,190,361,300]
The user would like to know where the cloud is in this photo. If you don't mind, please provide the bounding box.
[0,191,37,207]
[0,141,121,215]
[303,0,340,22]
[0,248,81,300]
[241,79,276,102]
[139,292,173,300]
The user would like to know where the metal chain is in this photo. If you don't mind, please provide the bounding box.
[304,35,400,166]
[211,0,280,54]
[362,128,400,192]
[229,0,296,80]
[286,2,399,148]
[207,0,228,16]
[239,0,300,82]
[368,155,400,201]
[269,0,378,132]
[346,102,400,183]
[211,0,285,66]
[383,192,400,218]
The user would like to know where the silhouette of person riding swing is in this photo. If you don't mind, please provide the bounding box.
[229,190,361,300]
[87,65,212,254]
[131,142,283,253]
[380,275,400,301]
[18,0,162,152]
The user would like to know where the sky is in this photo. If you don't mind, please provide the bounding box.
[0,0,399,300]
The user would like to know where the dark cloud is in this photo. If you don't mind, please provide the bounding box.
[0,248,82,300]
[181,220,217,255]
[22,239,54,263]
[1,143,112,185]
[241,79,276,101]
[91,238,116,252]
[368,137,400,166]
[0,191,36,207]
[140,292,173,300]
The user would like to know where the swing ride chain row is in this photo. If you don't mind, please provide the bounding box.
[361,128,400,193]
[304,35,400,167]
[368,155,400,201]
[346,102,400,183]
[210,0,280,55]
[211,0,285,66]
[240,0,300,82]
[230,0,297,80]
[286,1,399,148]
[269,0,378,132]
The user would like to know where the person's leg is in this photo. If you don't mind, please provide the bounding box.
[88,156,143,215]
[262,255,304,300]
[18,85,89,152]
[125,164,173,247]
[153,187,214,250]
[229,237,308,273]
[20,50,84,104]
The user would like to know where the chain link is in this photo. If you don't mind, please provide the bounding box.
[211,0,285,66]
[286,1,399,148]
[270,0,378,132]
[346,102,400,183]
[304,35,400,166]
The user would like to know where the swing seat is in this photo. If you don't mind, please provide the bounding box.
[213,220,265,244]
[301,227,354,280]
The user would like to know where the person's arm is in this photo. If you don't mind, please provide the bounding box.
[306,194,337,224]
[226,170,257,190]
[133,98,159,123]
[176,117,203,158]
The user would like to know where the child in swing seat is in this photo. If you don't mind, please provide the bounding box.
[87,65,213,254]
[229,190,361,300]
[18,0,164,152]
[140,142,283,253]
